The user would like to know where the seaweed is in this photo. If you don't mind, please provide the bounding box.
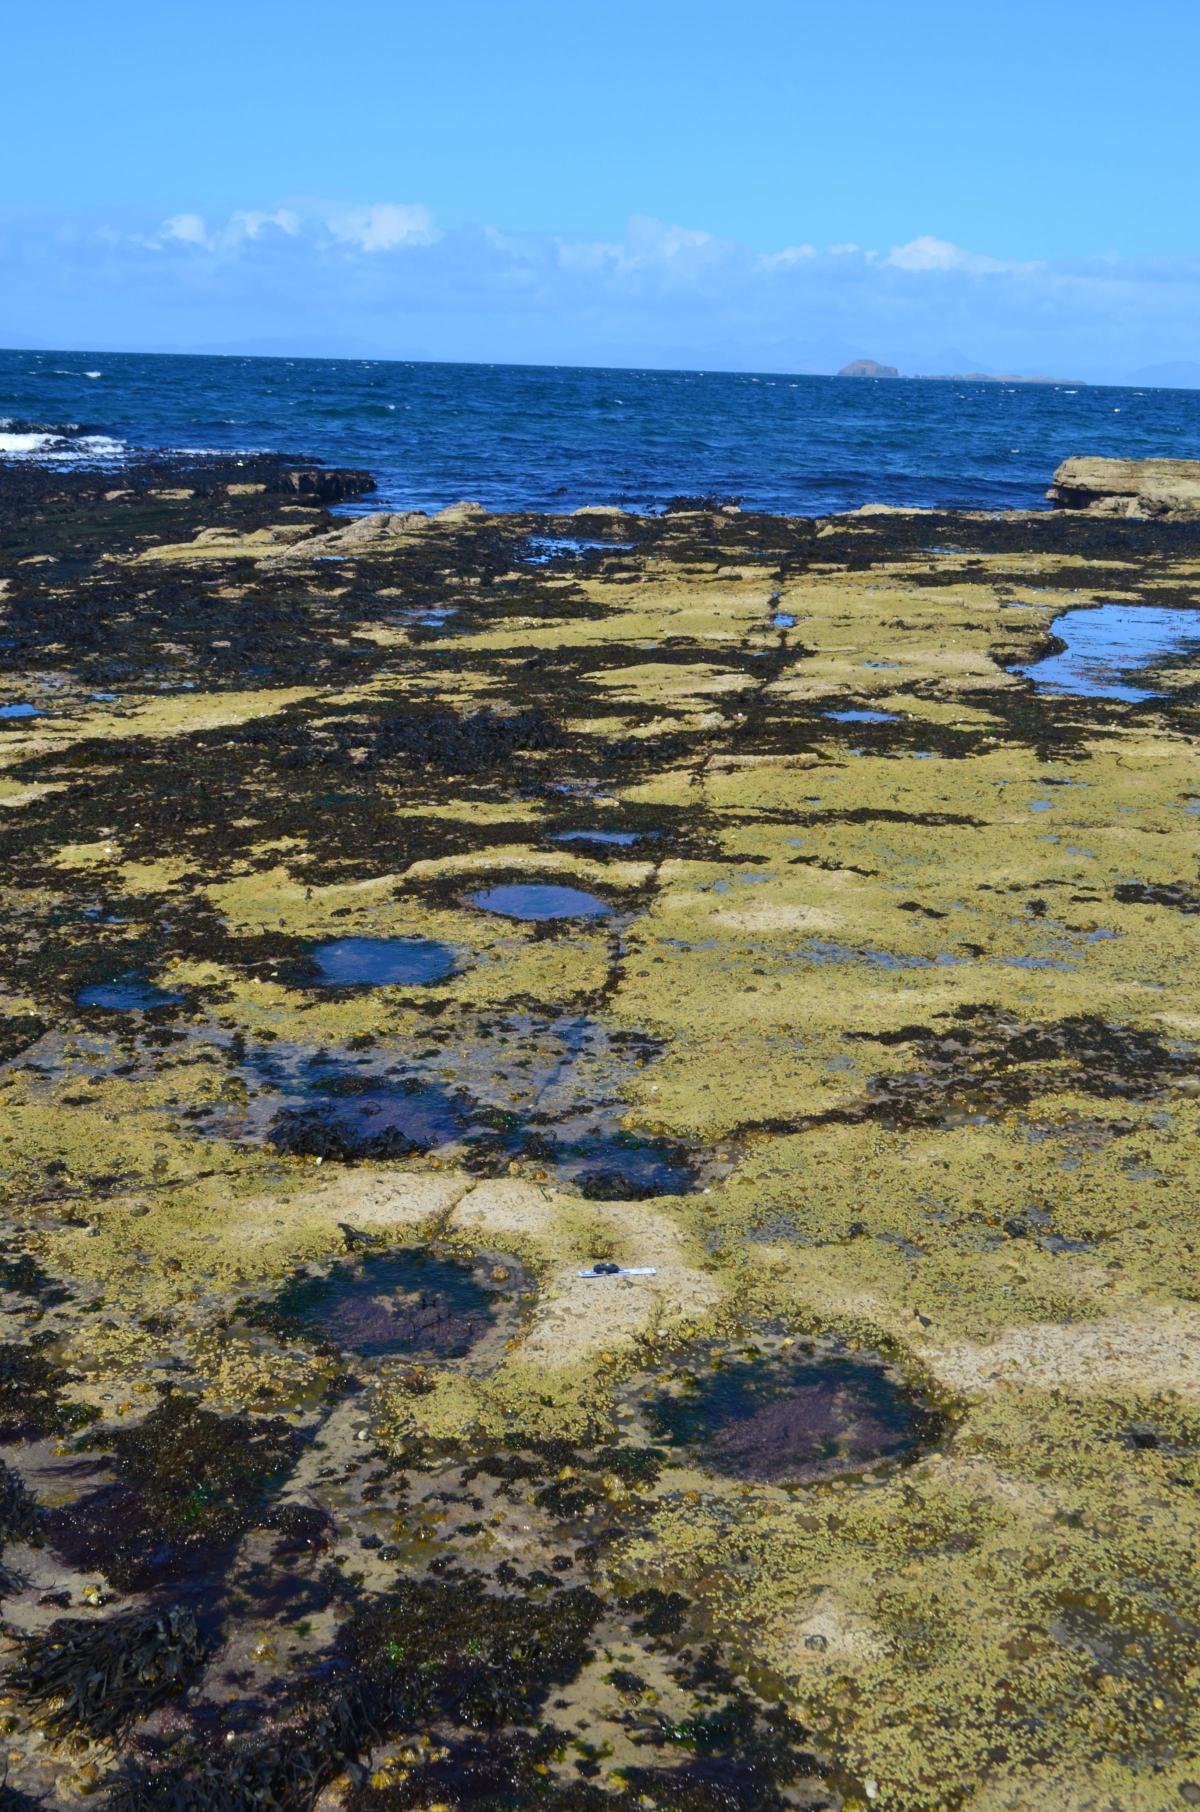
[1113,880,1200,914]
[856,1007,1200,1126]
[0,1250,72,1307]
[0,1457,38,1544]
[50,1394,305,1590]
[9,1604,206,1739]
[371,706,565,774]
[0,1337,96,1442]
[106,1683,369,1812]
[268,1105,424,1163]
[341,1573,602,1731]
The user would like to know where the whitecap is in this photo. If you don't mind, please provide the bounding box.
[0,431,57,454]
[0,429,127,464]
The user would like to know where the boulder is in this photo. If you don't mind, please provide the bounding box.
[1047,457,1200,519]
[274,467,376,503]
[434,500,489,525]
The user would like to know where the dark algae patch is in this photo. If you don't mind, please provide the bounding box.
[0,1337,96,1442]
[269,1077,466,1162]
[48,1395,305,1590]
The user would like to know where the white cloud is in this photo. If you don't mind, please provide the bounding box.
[161,212,211,248]
[324,203,438,252]
[229,208,300,242]
[885,235,1031,275]
[625,216,720,261]
[11,203,1200,380]
[758,244,818,270]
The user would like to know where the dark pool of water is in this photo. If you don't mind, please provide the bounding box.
[265,1249,506,1358]
[525,535,635,563]
[309,936,457,988]
[824,709,898,724]
[1017,603,1200,703]
[468,883,612,920]
[270,1075,465,1161]
[252,1016,704,1194]
[644,1344,931,1484]
[551,1129,696,1199]
[76,970,184,1012]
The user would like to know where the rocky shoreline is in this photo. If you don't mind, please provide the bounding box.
[0,458,1198,1810]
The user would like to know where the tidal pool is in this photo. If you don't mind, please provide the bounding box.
[270,1076,464,1161]
[643,1340,934,1484]
[309,936,456,987]
[824,708,898,724]
[239,1013,711,1194]
[261,1249,511,1359]
[1017,602,1200,702]
[525,535,634,563]
[467,883,612,920]
[76,971,184,1012]
[550,828,651,847]
[553,1129,697,1199]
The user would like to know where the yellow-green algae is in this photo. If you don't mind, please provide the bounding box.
[1,489,1198,1808]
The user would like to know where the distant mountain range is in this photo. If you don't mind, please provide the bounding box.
[1129,361,1200,390]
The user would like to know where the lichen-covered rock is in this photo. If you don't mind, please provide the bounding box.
[1047,454,1200,517]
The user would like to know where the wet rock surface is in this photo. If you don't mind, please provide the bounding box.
[0,460,1198,1809]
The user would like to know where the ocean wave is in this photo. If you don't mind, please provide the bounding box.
[0,427,127,464]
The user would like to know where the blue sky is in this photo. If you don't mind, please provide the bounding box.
[3,0,1199,379]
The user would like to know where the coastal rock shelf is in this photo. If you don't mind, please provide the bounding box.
[0,457,1198,1811]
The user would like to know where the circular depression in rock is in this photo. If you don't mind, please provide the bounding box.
[309,936,457,987]
[260,1249,524,1359]
[467,883,612,921]
[641,1338,938,1485]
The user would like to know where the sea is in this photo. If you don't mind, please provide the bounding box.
[2,346,1199,517]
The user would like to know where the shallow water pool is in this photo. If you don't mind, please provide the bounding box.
[77,971,184,1012]
[310,936,456,987]
[1017,603,1200,702]
[468,883,612,920]
[550,828,651,847]
[264,1249,510,1359]
[824,708,898,724]
[642,1340,935,1485]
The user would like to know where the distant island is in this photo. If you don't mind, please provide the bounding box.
[837,358,899,378]
[837,358,1084,385]
[918,370,1085,385]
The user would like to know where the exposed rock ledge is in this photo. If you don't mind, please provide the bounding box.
[1048,455,1200,519]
